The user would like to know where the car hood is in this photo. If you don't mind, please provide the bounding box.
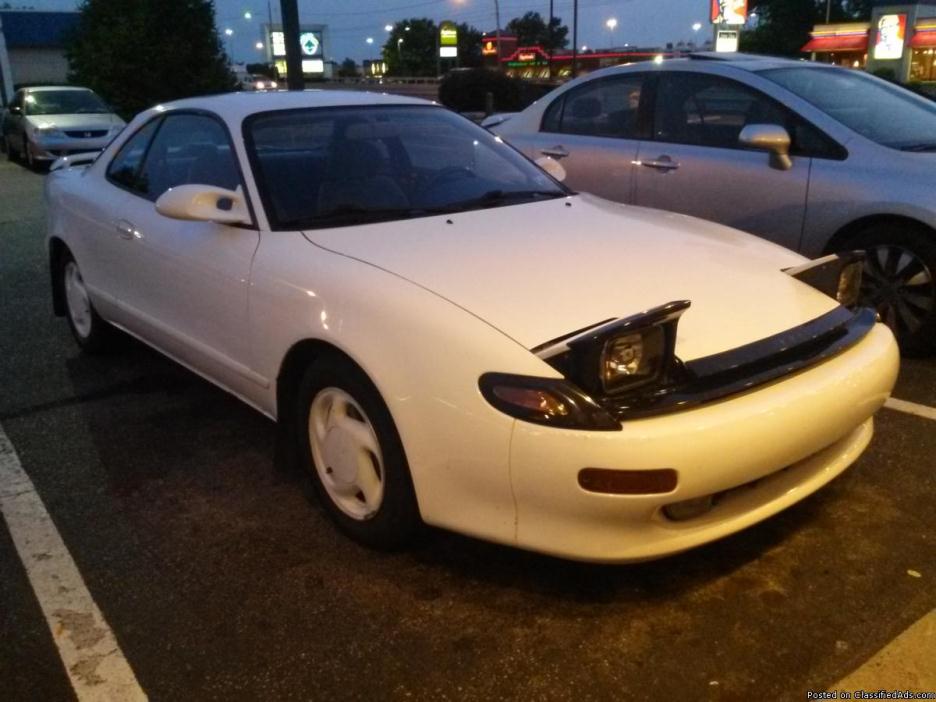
[26,113,123,130]
[303,194,840,361]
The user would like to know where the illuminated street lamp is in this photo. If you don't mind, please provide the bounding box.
[606,17,617,47]
[224,27,234,37]
[385,24,393,32]
[692,22,702,32]
[255,41,264,50]
[366,37,374,45]
[244,10,252,20]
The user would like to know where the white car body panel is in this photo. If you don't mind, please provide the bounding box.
[44,90,900,562]
[305,193,837,358]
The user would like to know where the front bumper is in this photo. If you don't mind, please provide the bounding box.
[28,134,113,162]
[508,322,899,563]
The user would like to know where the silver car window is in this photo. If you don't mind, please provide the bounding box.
[542,75,647,139]
[760,67,936,152]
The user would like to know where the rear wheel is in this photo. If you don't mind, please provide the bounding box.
[848,224,936,355]
[59,251,115,352]
[295,354,421,549]
[22,136,34,170]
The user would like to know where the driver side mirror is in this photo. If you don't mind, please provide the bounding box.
[155,184,251,225]
[534,155,567,182]
[739,124,793,171]
[9,106,22,115]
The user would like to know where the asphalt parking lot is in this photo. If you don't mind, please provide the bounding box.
[1,156,934,701]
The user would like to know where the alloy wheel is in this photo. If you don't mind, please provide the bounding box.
[861,244,936,338]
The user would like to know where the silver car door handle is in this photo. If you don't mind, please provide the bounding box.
[540,146,569,159]
[637,157,679,171]
[115,220,136,240]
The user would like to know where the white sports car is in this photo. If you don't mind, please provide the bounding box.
[45,91,899,563]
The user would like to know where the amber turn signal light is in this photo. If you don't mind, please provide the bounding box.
[577,467,678,495]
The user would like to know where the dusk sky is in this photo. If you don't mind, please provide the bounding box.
[34,0,712,64]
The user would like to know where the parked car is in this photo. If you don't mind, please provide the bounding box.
[2,86,125,169]
[493,54,936,354]
[45,91,898,563]
[240,74,279,91]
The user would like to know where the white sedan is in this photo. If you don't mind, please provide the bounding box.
[45,91,899,562]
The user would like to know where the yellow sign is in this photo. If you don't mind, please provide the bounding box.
[440,21,458,47]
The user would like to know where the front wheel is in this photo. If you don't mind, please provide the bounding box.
[849,224,936,355]
[295,354,421,549]
[59,252,115,352]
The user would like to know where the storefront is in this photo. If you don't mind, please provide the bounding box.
[806,3,936,82]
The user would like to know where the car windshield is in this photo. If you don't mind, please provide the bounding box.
[24,89,110,116]
[758,67,936,151]
[246,105,567,229]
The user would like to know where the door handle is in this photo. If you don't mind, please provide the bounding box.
[540,146,569,159]
[114,219,137,240]
[637,156,679,171]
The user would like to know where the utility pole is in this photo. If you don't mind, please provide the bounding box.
[280,0,303,90]
[494,0,502,68]
[571,0,578,78]
[548,0,554,80]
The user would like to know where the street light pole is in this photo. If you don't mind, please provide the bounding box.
[494,0,502,68]
[571,0,578,78]
[548,0,554,80]
[280,0,303,90]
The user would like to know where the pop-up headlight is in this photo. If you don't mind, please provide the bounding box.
[785,251,865,309]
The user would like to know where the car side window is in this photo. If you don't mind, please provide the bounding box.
[106,118,161,192]
[135,113,242,202]
[653,72,843,159]
[542,75,647,139]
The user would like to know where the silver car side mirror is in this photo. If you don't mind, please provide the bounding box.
[739,124,792,171]
[155,184,251,225]
[534,155,567,182]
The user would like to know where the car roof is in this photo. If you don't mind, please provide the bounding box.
[585,53,828,81]
[24,85,95,93]
[157,89,435,123]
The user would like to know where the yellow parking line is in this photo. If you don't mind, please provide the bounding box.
[884,397,936,422]
[829,608,936,693]
[0,422,147,701]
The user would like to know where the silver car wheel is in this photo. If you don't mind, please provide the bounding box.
[862,245,936,337]
[63,261,93,339]
[307,387,385,521]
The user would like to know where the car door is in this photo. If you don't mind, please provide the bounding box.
[111,111,262,397]
[508,73,651,204]
[633,71,813,252]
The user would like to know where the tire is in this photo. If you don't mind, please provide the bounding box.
[58,251,115,352]
[5,134,16,161]
[22,136,34,170]
[295,354,421,549]
[847,223,936,356]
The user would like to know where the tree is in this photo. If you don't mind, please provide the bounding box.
[338,58,359,78]
[66,0,236,119]
[382,18,438,76]
[505,11,568,52]
[456,23,483,69]
[741,0,873,56]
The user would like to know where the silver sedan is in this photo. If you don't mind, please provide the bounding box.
[494,55,936,355]
[1,86,125,169]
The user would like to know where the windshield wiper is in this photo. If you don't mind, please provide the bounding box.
[898,142,936,152]
[288,205,423,229]
[428,189,565,214]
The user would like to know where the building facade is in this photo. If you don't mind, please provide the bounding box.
[805,2,936,81]
[0,11,79,104]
